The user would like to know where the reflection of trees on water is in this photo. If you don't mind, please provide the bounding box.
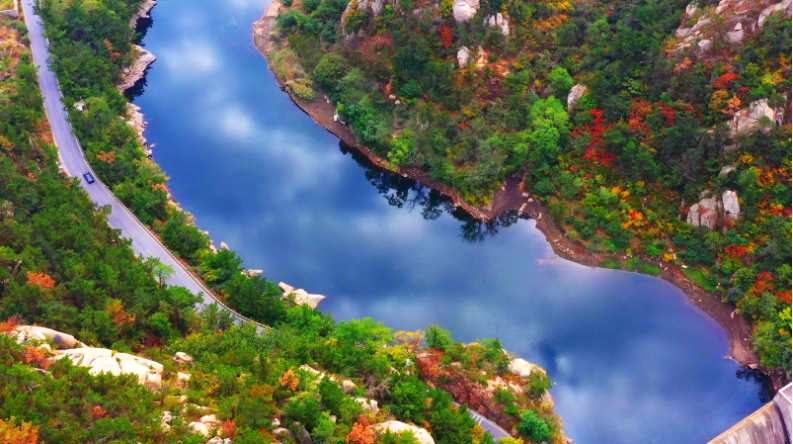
[341,142,528,242]
[735,367,774,403]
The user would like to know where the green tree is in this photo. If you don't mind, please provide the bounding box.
[518,410,552,443]
[547,67,574,98]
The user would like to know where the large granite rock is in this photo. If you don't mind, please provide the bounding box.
[728,99,776,139]
[685,190,741,228]
[52,348,164,386]
[373,421,435,444]
[722,190,740,220]
[567,84,588,112]
[457,46,472,68]
[508,358,543,377]
[452,0,479,23]
[279,282,327,309]
[7,325,86,350]
[355,397,379,413]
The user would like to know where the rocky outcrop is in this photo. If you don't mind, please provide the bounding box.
[673,0,791,54]
[728,99,777,139]
[508,358,543,377]
[246,269,263,277]
[173,351,194,365]
[279,282,327,309]
[355,397,379,413]
[567,84,587,112]
[483,13,509,36]
[129,0,157,28]
[126,103,151,156]
[686,190,740,229]
[417,350,514,432]
[189,414,221,437]
[52,348,164,386]
[6,325,86,350]
[758,0,792,29]
[457,46,472,68]
[117,45,156,92]
[372,421,434,444]
[452,0,479,23]
[722,190,740,221]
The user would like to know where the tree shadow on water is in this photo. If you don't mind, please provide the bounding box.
[340,142,529,242]
[735,367,775,403]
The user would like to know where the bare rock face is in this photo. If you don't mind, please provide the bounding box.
[279,282,327,309]
[355,397,379,413]
[129,0,157,28]
[686,190,741,228]
[722,190,740,220]
[457,46,472,68]
[219,241,230,250]
[483,13,509,35]
[452,0,479,23]
[125,103,149,155]
[729,99,776,139]
[246,269,264,277]
[758,0,792,29]
[567,84,588,112]
[373,421,435,444]
[173,351,194,365]
[508,358,543,377]
[52,348,164,386]
[727,22,744,43]
[7,325,86,349]
[118,45,156,92]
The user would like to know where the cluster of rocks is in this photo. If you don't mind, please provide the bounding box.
[674,0,792,53]
[685,190,741,229]
[279,282,327,309]
[8,326,232,443]
[482,13,509,36]
[726,98,781,142]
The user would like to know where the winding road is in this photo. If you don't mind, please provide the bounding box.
[20,2,515,438]
[20,0,263,326]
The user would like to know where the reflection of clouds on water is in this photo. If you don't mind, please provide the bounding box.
[137,0,769,439]
[160,38,220,78]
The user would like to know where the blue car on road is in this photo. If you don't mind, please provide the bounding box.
[83,172,95,184]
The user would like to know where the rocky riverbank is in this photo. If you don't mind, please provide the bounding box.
[251,4,784,387]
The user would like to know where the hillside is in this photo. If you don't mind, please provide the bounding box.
[257,0,792,380]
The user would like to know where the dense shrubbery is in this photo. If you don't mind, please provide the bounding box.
[272,0,792,373]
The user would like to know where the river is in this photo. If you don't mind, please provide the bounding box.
[131,0,769,441]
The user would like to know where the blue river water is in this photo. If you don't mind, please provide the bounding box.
[132,0,769,441]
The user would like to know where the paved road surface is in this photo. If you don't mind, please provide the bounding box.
[20,0,262,326]
[459,403,511,440]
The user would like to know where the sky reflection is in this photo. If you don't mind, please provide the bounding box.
[132,0,769,441]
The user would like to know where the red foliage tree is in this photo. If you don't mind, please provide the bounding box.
[438,26,453,49]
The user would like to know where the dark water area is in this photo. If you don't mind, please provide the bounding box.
[132,0,770,441]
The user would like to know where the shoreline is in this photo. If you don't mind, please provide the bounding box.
[252,4,787,388]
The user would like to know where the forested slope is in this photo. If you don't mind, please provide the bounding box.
[265,0,792,375]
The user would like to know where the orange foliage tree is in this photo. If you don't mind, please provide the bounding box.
[0,417,39,444]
